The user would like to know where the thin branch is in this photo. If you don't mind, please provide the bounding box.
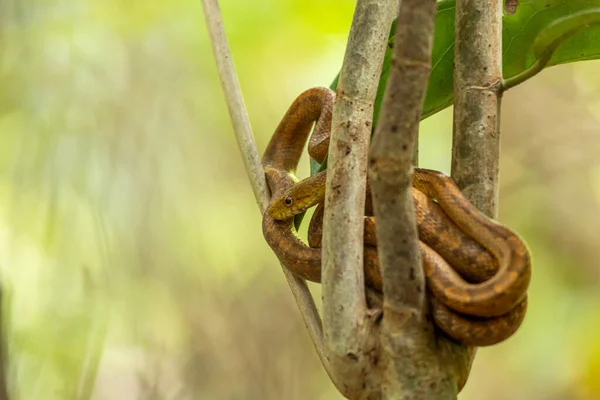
[446,0,505,392]
[451,0,503,217]
[200,0,335,387]
[369,1,470,398]
[320,0,397,391]
[370,0,435,321]
[201,0,267,211]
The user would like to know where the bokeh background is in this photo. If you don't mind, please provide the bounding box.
[0,0,599,399]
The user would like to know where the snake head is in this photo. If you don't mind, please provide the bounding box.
[268,185,312,221]
[268,171,327,221]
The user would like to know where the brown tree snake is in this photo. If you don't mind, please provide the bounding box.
[261,87,531,346]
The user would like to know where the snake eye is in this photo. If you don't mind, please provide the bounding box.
[283,196,293,207]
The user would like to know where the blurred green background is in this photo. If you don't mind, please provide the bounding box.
[1,0,600,399]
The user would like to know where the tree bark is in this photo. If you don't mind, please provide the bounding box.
[370,1,471,398]
[452,0,503,217]
[321,0,398,396]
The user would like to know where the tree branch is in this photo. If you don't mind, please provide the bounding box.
[200,0,337,388]
[368,1,472,398]
[320,0,397,392]
[452,0,503,217]
[441,0,505,394]
[370,0,435,321]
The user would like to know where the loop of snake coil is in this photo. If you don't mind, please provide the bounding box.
[262,87,531,347]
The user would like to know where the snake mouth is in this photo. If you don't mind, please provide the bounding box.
[267,204,292,220]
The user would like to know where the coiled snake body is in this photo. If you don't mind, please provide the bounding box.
[262,87,531,346]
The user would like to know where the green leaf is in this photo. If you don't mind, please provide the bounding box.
[330,0,600,126]
[311,2,600,175]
